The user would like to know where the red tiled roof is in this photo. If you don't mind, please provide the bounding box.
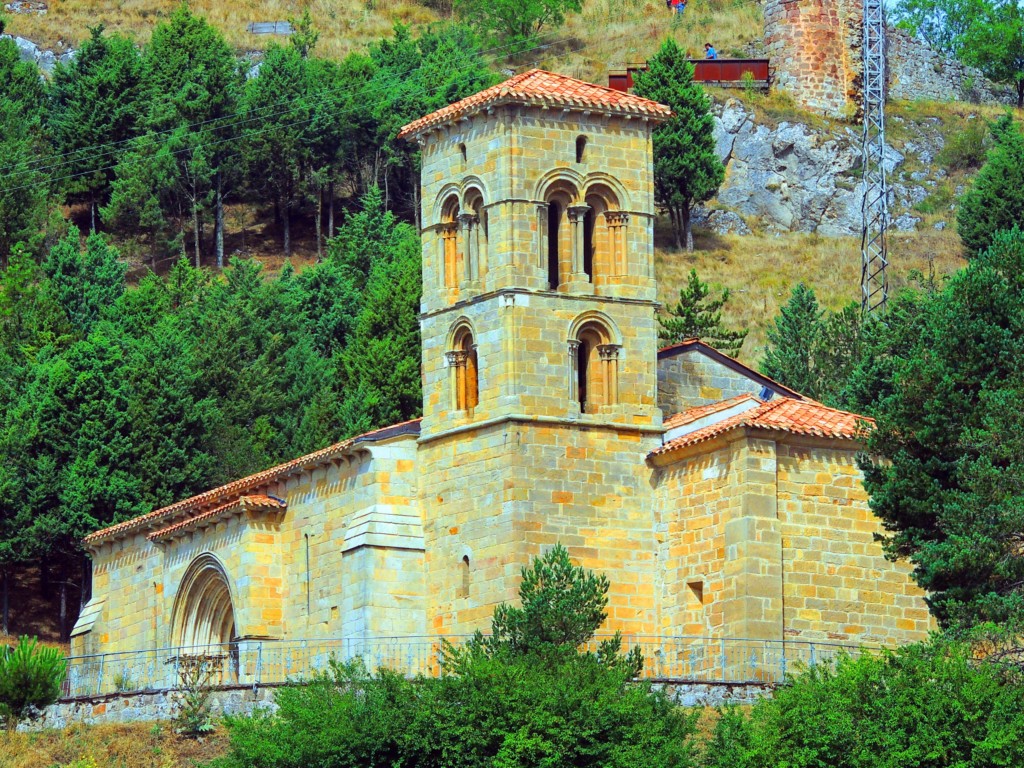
[84,419,422,546]
[397,69,673,139]
[662,394,760,429]
[652,399,872,457]
[147,495,285,542]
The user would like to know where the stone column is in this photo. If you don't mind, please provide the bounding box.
[446,350,468,410]
[566,204,593,292]
[440,222,458,288]
[567,340,581,411]
[536,203,549,272]
[598,344,621,406]
[458,213,477,284]
[605,212,629,275]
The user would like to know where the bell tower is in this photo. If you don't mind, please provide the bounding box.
[398,70,672,636]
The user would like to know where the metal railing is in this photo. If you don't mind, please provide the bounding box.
[62,635,865,699]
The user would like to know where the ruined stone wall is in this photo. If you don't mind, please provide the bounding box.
[888,28,1013,104]
[763,0,1012,115]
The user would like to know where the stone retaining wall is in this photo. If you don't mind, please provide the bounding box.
[23,680,773,730]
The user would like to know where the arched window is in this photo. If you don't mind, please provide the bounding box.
[440,195,462,288]
[459,142,467,166]
[542,181,578,291]
[582,206,596,282]
[570,319,620,413]
[448,326,479,412]
[576,135,588,163]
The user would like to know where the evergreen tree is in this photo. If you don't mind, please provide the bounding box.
[47,26,145,232]
[859,228,1024,626]
[633,37,725,252]
[241,41,313,258]
[658,269,747,356]
[762,283,823,396]
[957,114,1024,255]
[0,33,45,119]
[106,4,240,266]
[44,228,127,336]
[454,0,582,46]
[0,102,51,265]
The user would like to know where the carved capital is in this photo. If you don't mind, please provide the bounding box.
[605,211,630,227]
[566,204,591,222]
[597,344,621,361]
[457,212,479,229]
[446,350,469,368]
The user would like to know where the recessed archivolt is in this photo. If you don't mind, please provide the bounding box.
[460,176,490,210]
[568,310,623,347]
[433,183,463,223]
[535,167,585,204]
[171,553,237,651]
[446,316,477,349]
[583,172,630,210]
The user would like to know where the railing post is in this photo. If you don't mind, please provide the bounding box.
[255,641,263,693]
[809,642,817,667]
[96,653,105,696]
[720,638,727,682]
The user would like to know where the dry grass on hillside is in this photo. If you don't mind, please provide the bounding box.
[6,0,763,81]
[0,723,229,768]
[656,228,967,361]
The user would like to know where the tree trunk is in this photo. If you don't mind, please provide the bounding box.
[328,180,335,238]
[192,200,201,269]
[1018,80,1023,109]
[670,206,683,250]
[59,564,68,641]
[90,200,97,234]
[1,568,8,636]
[215,174,225,269]
[315,184,323,261]
[283,196,291,258]
[683,204,694,253]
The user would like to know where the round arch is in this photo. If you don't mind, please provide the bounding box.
[567,310,624,347]
[583,172,631,211]
[460,175,491,210]
[432,183,463,224]
[534,167,585,204]
[171,553,238,651]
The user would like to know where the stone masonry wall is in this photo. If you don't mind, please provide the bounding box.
[888,28,1013,105]
[764,0,862,117]
[658,349,770,415]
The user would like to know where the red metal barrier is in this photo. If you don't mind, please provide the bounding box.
[608,59,770,92]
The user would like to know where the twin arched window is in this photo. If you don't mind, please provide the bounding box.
[541,183,628,290]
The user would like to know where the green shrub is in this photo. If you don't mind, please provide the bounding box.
[958,115,1024,255]
[702,637,1024,768]
[936,119,989,171]
[0,637,67,730]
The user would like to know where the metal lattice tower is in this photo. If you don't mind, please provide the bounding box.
[860,0,889,315]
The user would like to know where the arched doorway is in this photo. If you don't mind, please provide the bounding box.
[172,554,237,647]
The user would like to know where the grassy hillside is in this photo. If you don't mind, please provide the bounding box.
[5,0,763,80]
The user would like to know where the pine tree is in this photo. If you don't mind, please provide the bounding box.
[658,269,747,356]
[633,37,725,252]
[761,283,823,396]
[47,26,145,232]
[957,115,1024,255]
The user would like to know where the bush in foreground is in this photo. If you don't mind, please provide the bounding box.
[0,636,67,730]
[702,634,1024,768]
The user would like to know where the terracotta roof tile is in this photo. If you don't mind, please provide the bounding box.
[397,69,673,139]
[652,399,872,457]
[84,419,422,546]
[147,495,285,542]
[662,394,760,429]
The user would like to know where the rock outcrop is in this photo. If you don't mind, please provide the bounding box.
[702,99,947,236]
[1,33,75,72]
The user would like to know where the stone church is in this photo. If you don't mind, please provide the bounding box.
[73,70,931,662]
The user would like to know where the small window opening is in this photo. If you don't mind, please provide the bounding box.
[459,142,467,165]
[575,135,587,163]
[547,202,561,290]
[459,555,470,599]
[687,580,705,606]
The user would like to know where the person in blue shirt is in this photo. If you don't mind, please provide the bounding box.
[705,43,717,59]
